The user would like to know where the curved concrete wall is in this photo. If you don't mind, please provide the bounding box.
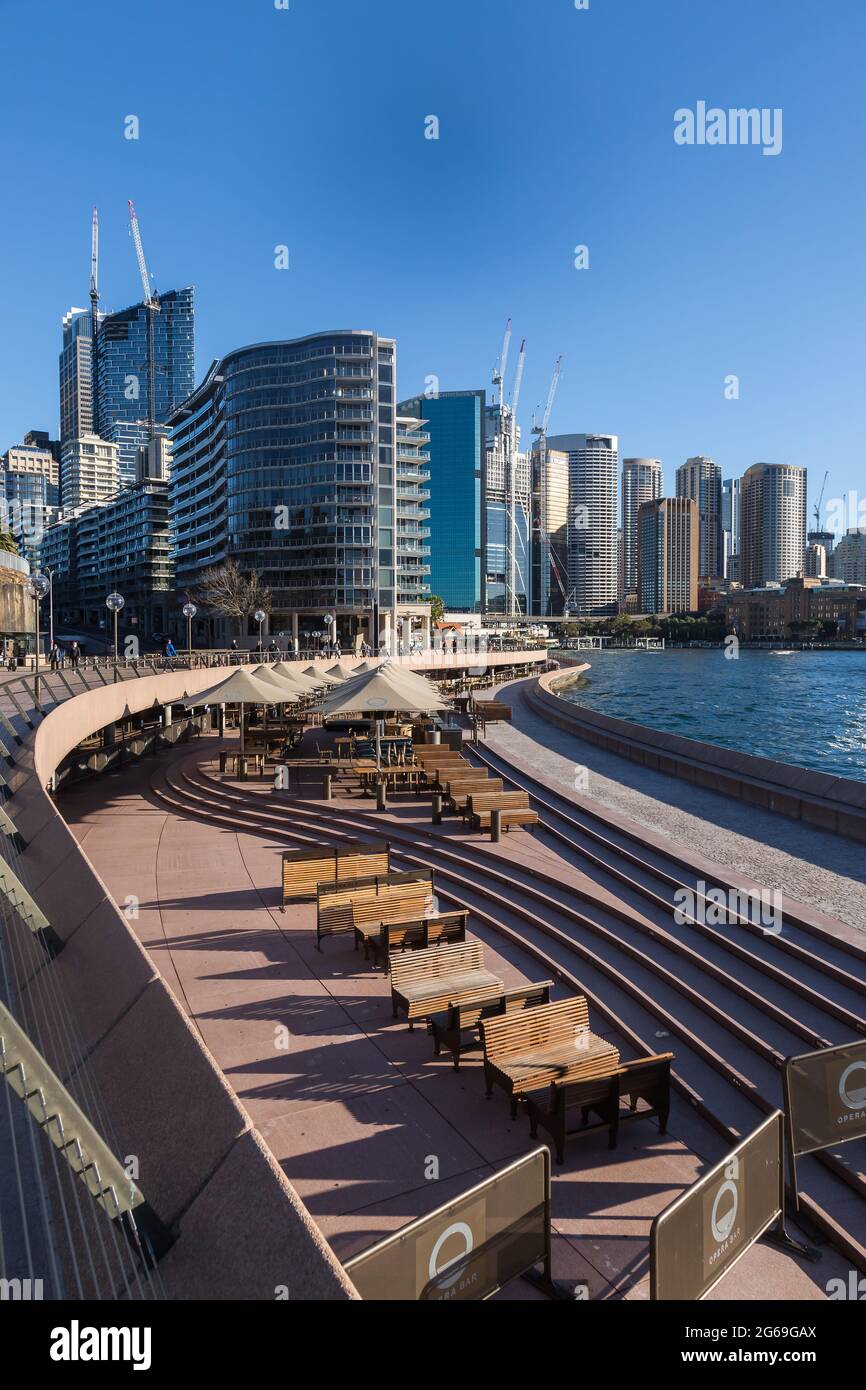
[530,667,866,842]
[7,666,357,1300]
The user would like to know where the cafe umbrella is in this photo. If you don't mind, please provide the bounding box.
[182,668,298,755]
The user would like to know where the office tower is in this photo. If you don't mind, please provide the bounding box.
[137,435,171,483]
[548,433,618,617]
[530,446,569,616]
[807,527,836,559]
[803,543,827,579]
[398,390,484,611]
[1,437,61,566]
[637,497,699,615]
[60,435,119,510]
[59,308,100,444]
[722,476,740,580]
[394,416,432,610]
[676,456,723,580]
[170,332,424,651]
[830,528,866,584]
[621,458,663,606]
[739,463,807,588]
[96,287,195,482]
[483,402,531,615]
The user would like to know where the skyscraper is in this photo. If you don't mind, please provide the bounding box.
[484,402,531,614]
[676,456,723,580]
[398,390,484,611]
[59,308,99,444]
[830,528,866,584]
[96,287,195,481]
[1,436,60,567]
[548,433,618,617]
[621,458,663,606]
[637,496,699,615]
[722,476,740,580]
[60,435,120,510]
[739,463,807,588]
[531,446,569,616]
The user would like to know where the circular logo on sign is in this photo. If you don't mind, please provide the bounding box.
[839,1061,866,1111]
[365,698,388,709]
[710,1180,739,1244]
[428,1221,474,1290]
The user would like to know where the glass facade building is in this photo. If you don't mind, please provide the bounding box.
[676,456,723,581]
[170,332,411,649]
[398,390,484,611]
[96,287,195,482]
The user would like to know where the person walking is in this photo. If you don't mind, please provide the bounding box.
[49,641,60,671]
[164,638,177,671]
[69,641,81,671]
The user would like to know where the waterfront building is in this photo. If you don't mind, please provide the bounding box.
[394,415,432,634]
[60,434,119,510]
[1,436,60,567]
[637,496,699,615]
[170,332,428,651]
[621,457,663,607]
[804,542,827,579]
[95,287,195,482]
[676,456,723,581]
[59,308,99,445]
[722,476,740,580]
[530,445,569,616]
[398,390,484,611]
[831,528,866,584]
[548,432,618,617]
[725,575,865,641]
[484,402,531,614]
[739,463,807,589]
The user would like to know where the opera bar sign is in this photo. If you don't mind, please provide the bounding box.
[651,1113,783,1301]
[344,1149,551,1301]
[787,1041,866,1156]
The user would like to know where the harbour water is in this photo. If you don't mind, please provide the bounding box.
[558,648,866,782]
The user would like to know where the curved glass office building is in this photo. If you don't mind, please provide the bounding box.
[169,331,428,649]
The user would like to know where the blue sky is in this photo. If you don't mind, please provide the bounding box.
[1,0,864,526]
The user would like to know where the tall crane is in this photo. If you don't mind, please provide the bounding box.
[531,356,563,613]
[813,469,829,532]
[492,317,512,410]
[127,199,160,441]
[90,207,100,431]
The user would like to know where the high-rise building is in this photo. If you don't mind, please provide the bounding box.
[531,446,569,616]
[170,332,428,651]
[59,308,100,445]
[394,416,432,612]
[484,402,532,614]
[739,463,807,589]
[804,543,827,579]
[548,433,618,617]
[637,496,699,615]
[830,528,866,584]
[1,437,61,566]
[96,287,195,482]
[722,476,740,580]
[676,456,723,580]
[398,390,483,611]
[60,435,120,510]
[621,458,663,606]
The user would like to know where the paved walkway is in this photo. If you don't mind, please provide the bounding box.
[56,742,842,1301]
[488,679,866,933]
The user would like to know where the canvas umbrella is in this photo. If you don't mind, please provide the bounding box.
[302,664,342,686]
[316,664,449,773]
[182,668,294,755]
[326,662,361,682]
[271,662,323,693]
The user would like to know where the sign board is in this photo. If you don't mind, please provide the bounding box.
[344,1148,550,1301]
[785,1041,866,1157]
[650,1112,783,1301]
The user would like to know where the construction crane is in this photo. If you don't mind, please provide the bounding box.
[813,469,829,532]
[531,356,564,613]
[492,317,512,410]
[90,207,100,430]
[127,199,160,441]
[510,338,526,449]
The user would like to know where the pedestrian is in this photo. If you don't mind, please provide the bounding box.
[70,641,81,671]
[164,638,176,671]
[49,641,59,671]
[229,638,238,665]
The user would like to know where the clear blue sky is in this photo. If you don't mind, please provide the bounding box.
[1,0,864,525]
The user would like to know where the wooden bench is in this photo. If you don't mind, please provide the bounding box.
[447,778,503,812]
[480,997,620,1117]
[527,1052,673,1161]
[316,869,433,951]
[361,910,469,970]
[430,980,553,1070]
[390,942,504,1031]
[281,839,389,908]
[466,791,540,833]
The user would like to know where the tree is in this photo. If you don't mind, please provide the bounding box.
[192,560,272,635]
[428,594,445,624]
[0,527,19,556]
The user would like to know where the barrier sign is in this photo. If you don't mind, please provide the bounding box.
[650,1112,784,1301]
[344,1147,577,1301]
[785,1041,866,1157]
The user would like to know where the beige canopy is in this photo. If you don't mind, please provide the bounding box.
[269,662,323,693]
[303,664,342,686]
[182,668,296,709]
[252,665,305,699]
[316,664,450,717]
[326,662,361,681]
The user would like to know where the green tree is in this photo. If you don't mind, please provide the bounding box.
[428,595,445,624]
[0,528,19,556]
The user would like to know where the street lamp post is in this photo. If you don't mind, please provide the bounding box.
[26,572,50,707]
[254,608,267,655]
[106,591,125,681]
[323,612,335,654]
[182,602,197,665]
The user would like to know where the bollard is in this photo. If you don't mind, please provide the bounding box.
[491,808,502,843]
[430,728,441,746]
[431,791,442,825]
[376,778,387,812]
[323,771,332,801]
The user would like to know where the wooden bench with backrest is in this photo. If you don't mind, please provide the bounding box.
[480,996,620,1117]
[363,910,469,970]
[472,700,513,726]
[413,746,465,765]
[315,868,432,950]
[390,941,504,1031]
[527,1052,673,1161]
[430,980,554,1070]
[281,840,389,909]
[465,791,539,832]
[447,778,504,812]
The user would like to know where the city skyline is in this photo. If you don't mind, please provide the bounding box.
[1,0,864,533]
